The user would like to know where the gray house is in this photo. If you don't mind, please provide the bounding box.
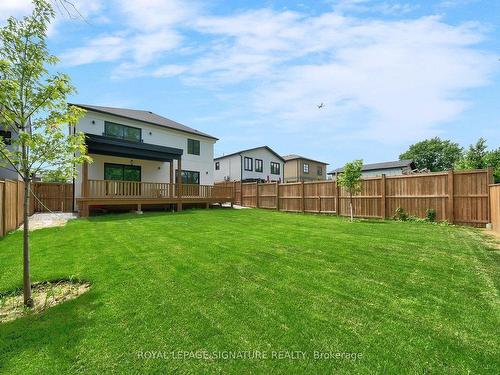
[329,159,417,179]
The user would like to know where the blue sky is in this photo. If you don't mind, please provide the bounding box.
[2,0,499,170]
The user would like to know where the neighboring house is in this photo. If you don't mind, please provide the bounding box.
[0,128,20,180]
[72,104,218,212]
[283,154,328,183]
[328,159,417,179]
[214,146,284,183]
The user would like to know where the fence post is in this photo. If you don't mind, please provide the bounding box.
[381,174,386,219]
[275,181,280,210]
[448,170,454,223]
[15,180,20,226]
[301,181,305,212]
[487,167,494,222]
[1,181,5,237]
[335,180,340,216]
[255,182,259,208]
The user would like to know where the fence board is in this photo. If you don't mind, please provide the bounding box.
[31,182,74,213]
[489,184,500,234]
[230,169,491,227]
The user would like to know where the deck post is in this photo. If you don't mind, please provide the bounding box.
[82,161,89,198]
[169,160,174,198]
[177,158,182,212]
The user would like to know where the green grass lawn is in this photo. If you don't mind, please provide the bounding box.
[0,209,499,374]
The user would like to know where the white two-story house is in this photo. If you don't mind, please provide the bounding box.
[214,146,284,183]
[72,104,223,215]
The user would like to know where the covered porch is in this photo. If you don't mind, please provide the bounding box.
[77,134,233,216]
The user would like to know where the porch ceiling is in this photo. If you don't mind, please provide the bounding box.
[85,133,183,162]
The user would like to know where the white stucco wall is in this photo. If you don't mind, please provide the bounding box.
[74,110,216,199]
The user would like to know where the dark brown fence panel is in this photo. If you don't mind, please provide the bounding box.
[31,182,74,213]
[490,184,500,234]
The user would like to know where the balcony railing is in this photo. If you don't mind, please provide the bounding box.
[87,179,233,200]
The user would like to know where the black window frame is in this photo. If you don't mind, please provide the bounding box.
[255,159,263,172]
[244,157,253,171]
[317,166,323,176]
[187,139,200,155]
[0,130,12,145]
[104,163,142,182]
[270,161,280,175]
[104,121,142,142]
[303,163,309,174]
[176,170,200,185]
[215,161,220,170]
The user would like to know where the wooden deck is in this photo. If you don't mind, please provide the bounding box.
[77,180,234,216]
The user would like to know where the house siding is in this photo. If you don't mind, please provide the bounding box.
[214,148,284,182]
[74,110,216,205]
[284,158,327,182]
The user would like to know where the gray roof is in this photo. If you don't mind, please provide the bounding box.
[214,146,285,162]
[282,154,328,165]
[71,103,217,140]
[330,159,415,174]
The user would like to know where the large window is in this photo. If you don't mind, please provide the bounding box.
[303,163,309,174]
[177,170,200,185]
[317,166,323,176]
[244,157,253,171]
[188,139,200,155]
[104,121,142,142]
[270,162,280,175]
[255,159,263,172]
[104,163,141,181]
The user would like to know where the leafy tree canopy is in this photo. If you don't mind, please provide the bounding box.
[399,137,463,172]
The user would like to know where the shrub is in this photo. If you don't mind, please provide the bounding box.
[426,208,436,222]
[394,207,408,221]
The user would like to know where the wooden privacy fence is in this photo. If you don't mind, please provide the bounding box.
[0,179,24,237]
[490,184,500,234]
[31,182,74,213]
[216,168,494,227]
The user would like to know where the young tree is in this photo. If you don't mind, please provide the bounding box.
[0,0,89,307]
[337,160,363,222]
[400,137,463,172]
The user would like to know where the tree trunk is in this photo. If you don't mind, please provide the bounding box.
[349,193,353,222]
[23,178,33,307]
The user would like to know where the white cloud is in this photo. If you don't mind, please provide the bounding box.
[57,2,497,142]
[0,0,32,20]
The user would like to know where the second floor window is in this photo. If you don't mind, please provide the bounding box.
[317,166,323,176]
[255,159,263,172]
[303,163,309,174]
[188,139,200,155]
[215,161,220,170]
[244,157,253,171]
[271,162,280,175]
[105,121,142,142]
